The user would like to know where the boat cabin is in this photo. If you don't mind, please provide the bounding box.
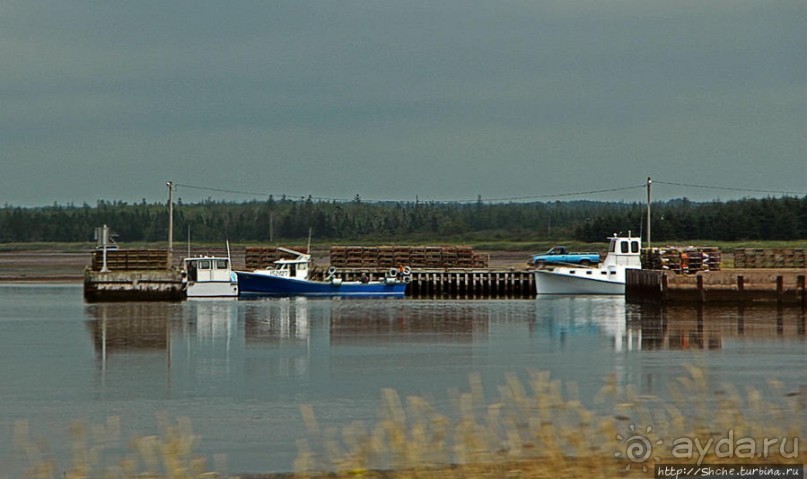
[271,255,310,280]
[603,234,642,269]
[185,257,233,283]
[250,247,312,281]
[182,255,239,298]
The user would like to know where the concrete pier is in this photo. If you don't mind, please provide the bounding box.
[83,270,184,302]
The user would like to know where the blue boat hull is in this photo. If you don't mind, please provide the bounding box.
[235,271,407,298]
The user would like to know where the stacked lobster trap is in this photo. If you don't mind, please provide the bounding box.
[643,246,722,273]
[329,246,489,269]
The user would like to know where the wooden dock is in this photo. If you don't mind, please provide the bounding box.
[408,269,534,297]
[314,268,536,298]
[627,269,807,304]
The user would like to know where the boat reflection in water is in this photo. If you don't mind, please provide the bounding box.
[531,296,806,353]
[533,296,637,351]
[243,297,310,345]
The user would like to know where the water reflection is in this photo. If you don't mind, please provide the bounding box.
[85,298,807,364]
[8,285,804,474]
[328,301,491,345]
[86,303,174,355]
[632,303,807,351]
[243,297,310,345]
[534,296,636,351]
[187,299,238,341]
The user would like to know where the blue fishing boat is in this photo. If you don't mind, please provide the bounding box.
[235,247,409,298]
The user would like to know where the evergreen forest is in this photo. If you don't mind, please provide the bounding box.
[1,195,805,245]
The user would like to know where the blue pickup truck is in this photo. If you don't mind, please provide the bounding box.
[529,246,600,268]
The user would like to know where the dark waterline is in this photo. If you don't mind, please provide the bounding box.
[0,284,804,475]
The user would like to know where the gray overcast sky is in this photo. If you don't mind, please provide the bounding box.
[1,0,805,206]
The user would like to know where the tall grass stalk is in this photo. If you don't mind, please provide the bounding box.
[11,416,221,479]
[295,367,805,478]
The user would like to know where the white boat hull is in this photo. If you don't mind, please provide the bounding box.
[534,269,625,295]
[186,281,239,298]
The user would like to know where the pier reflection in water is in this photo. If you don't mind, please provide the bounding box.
[0,284,804,475]
[632,302,807,350]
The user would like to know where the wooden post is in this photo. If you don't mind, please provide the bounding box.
[697,275,705,303]
[777,275,784,302]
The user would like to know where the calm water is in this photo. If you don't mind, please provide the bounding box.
[0,284,804,475]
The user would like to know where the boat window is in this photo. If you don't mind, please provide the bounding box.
[586,271,593,275]
[216,259,228,269]
[621,241,629,253]
[199,260,211,269]
[609,240,616,253]
[570,270,576,274]
[631,241,640,253]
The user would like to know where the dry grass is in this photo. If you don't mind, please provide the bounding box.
[10,367,805,478]
[12,416,222,479]
[293,367,805,479]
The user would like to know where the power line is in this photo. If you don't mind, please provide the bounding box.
[172,182,650,204]
[171,180,806,205]
[469,184,647,203]
[173,183,272,198]
[653,181,805,197]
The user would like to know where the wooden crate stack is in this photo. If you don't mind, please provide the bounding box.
[92,249,169,271]
[471,252,490,268]
[244,246,307,270]
[700,247,722,271]
[734,248,806,268]
[328,246,489,269]
[643,247,721,273]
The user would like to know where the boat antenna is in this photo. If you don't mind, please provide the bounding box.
[226,239,232,263]
[307,227,312,254]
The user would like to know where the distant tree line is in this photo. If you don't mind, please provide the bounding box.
[1,196,805,244]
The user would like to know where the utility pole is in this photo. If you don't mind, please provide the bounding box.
[167,181,174,266]
[100,224,110,273]
[646,176,652,249]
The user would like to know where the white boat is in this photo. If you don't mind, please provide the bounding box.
[534,234,641,295]
[182,256,239,298]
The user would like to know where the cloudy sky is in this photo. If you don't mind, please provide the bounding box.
[1,0,804,206]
